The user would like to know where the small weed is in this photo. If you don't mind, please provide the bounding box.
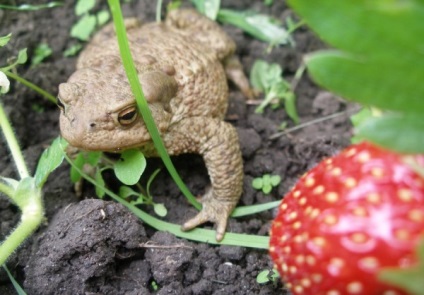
[252,174,281,194]
[64,0,110,56]
[250,59,300,124]
[256,269,280,284]
[31,43,52,67]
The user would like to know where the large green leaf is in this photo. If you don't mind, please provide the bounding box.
[356,113,424,153]
[305,51,424,114]
[288,0,424,58]
[289,0,424,114]
[289,0,424,153]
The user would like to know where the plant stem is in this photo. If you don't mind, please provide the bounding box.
[0,101,29,179]
[107,0,201,210]
[0,188,44,266]
[4,71,56,104]
[0,181,15,200]
[156,0,163,22]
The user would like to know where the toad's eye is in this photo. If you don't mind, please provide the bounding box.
[118,106,138,125]
[57,96,65,111]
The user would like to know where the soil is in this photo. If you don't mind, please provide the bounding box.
[0,1,355,294]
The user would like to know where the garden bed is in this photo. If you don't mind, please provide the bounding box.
[0,0,354,294]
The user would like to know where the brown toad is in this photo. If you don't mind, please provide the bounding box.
[58,9,252,241]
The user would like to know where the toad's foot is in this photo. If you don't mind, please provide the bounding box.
[181,189,237,242]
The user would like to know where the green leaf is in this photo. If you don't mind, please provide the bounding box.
[252,177,263,189]
[86,151,102,166]
[257,269,279,284]
[270,175,281,187]
[192,0,221,20]
[290,0,424,58]
[3,265,26,295]
[17,48,28,64]
[378,239,424,295]
[262,174,271,185]
[119,185,139,199]
[262,183,272,194]
[218,9,292,45]
[256,270,271,284]
[250,60,284,92]
[31,43,52,66]
[290,0,424,115]
[250,60,269,92]
[70,14,97,41]
[113,149,146,185]
[95,169,105,198]
[0,33,12,47]
[63,43,83,57]
[356,113,424,153]
[204,0,221,20]
[305,50,424,115]
[190,0,205,14]
[167,0,182,12]
[283,91,299,124]
[350,108,374,143]
[70,153,85,183]
[34,137,67,187]
[350,107,373,128]
[75,0,96,16]
[96,10,110,26]
[244,14,292,46]
[153,203,168,217]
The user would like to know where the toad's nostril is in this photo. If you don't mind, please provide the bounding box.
[90,123,96,128]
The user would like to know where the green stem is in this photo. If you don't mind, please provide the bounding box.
[0,181,15,200]
[156,0,163,22]
[4,71,56,104]
[0,188,44,266]
[107,0,201,210]
[0,101,29,179]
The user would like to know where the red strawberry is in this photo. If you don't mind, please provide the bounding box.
[269,141,424,295]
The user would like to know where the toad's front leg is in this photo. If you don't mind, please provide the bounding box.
[163,117,243,241]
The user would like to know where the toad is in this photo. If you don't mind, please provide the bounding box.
[57,9,252,241]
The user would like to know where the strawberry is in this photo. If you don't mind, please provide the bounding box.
[269,142,424,295]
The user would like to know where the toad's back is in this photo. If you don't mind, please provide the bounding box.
[76,19,232,121]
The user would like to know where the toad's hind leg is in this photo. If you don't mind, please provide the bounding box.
[163,117,243,242]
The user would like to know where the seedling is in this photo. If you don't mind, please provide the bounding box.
[250,59,301,124]
[256,269,279,284]
[70,149,167,217]
[0,104,65,265]
[31,43,52,67]
[65,0,110,56]
[118,169,167,217]
[0,33,56,103]
[252,174,281,194]
[191,0,300,48]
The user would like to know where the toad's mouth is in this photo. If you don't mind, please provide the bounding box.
[59,112,154,153]
[62,132,151,153]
